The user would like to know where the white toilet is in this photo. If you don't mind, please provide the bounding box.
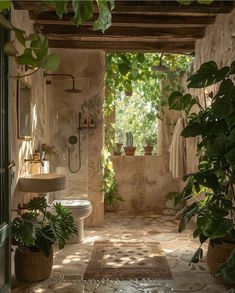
[52,199,92,243]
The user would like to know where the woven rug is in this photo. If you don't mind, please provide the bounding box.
[83,241,172,280]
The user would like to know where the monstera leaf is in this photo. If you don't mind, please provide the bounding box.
[187,61,230,88]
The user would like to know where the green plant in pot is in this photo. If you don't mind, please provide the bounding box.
[168,60,235,285]
[12,197,78,282]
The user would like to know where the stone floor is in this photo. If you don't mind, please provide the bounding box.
[12,212,228,292]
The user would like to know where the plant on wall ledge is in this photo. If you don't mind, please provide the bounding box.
[168,60,235,285]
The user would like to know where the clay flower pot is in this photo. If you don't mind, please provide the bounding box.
[124,146,136,156]
[114,143,123,156]
[144,144,153,155]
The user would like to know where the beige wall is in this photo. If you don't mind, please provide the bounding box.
[10,8,48,212]
[183,8,235,174]
[47,49,105,226]
[111,76,182,212]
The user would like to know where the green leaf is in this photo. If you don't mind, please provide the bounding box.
[225,148,235,168]
[168,91,195,111]
[93,0,113,32]
[0,13,14,30]
[203,218,233,239]
[211,79,235,119]
[0,1,11,12]
[26,197,47,211]
[3,41,18,56]
[72,0,93,26]
[187,61,230,88]
[54,0,68,18]
[14,28,26,46]
[229,128,235,144]
[118,63,131,76]
[197,0,214,4]
[137,53,145,63]
[16,48,39,68]
[206,135,227,157]
[42,53,60,71]
[229,61,235,75]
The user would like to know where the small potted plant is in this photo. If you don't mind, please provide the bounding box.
[12,197,78,282]
[124,132,136,156]
[40,143,58,160]
[144,138,154,155]
[113,142,123,156]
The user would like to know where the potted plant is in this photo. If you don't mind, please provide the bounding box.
[113,142,123,156]
[168,60,235,285]
[144,138,154,155]
[12,197,78,282]
[124,132,136,156]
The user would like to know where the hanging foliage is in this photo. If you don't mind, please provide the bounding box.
[0,0,114,73]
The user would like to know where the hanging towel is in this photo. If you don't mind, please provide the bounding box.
[169,118,186,179]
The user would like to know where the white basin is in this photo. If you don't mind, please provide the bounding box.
[19,173,66,193]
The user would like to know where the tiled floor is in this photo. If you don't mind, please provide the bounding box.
[12,212,228,292]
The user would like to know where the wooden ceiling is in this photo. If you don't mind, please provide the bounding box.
[13,0,235,53]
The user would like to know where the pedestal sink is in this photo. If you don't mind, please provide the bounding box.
[19,173,66,193]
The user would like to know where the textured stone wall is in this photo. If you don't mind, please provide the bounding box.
[184,8,235,174]
[111,77,182,212]
[10,8,48,211]
[47,49,105,226]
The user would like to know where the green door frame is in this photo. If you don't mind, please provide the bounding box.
[0,26,11,292]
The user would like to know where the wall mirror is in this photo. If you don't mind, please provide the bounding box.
[17,80,32,140]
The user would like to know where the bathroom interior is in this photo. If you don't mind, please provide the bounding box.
[1,1,235,292]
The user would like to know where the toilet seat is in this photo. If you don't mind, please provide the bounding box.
[53,199,91,209]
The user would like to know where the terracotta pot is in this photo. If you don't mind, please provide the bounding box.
[114,143,123,156]
[15,248,53,282]
[144,145,153,155]
[124,146,136,156]
[207,240,235,274]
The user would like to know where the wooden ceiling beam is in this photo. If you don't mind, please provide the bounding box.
[38,25,205,40]
[48,39,195,53]
[13,0,234,16]
[30,12,216,27]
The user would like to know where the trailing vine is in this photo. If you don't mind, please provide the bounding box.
[0,0,114,73]
[103,53,192,205]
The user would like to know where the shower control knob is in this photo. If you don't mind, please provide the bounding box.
[68,135,78,145]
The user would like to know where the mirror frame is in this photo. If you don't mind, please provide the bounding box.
[17,79,32,140]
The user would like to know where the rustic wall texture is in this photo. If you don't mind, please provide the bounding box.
[10,8,48,211]
[47,49,105,226]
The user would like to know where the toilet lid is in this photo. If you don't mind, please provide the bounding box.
[53,199,91,209]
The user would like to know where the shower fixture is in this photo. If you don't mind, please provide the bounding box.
[151,53,169,73]
[43,71,82,93]
[68,112,82,173]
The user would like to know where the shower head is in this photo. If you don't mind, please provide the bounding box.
[44,71,82,93]
[65,87,82,94]
[151,53,169,73]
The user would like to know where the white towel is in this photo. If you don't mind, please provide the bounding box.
[169,118,186,179]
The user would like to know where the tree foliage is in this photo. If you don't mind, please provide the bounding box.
[105,53,192,154]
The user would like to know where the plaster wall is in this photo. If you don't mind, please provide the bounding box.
[183,8,235,174]
[10,8,48,211]
[47,49,105,226]
[111,77,182,212]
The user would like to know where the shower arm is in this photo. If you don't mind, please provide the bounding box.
[43,72,76,89]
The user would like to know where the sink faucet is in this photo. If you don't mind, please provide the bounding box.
[24,158,44,167]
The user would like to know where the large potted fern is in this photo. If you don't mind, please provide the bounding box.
[168,60,235,285]
[12,197,78,282]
